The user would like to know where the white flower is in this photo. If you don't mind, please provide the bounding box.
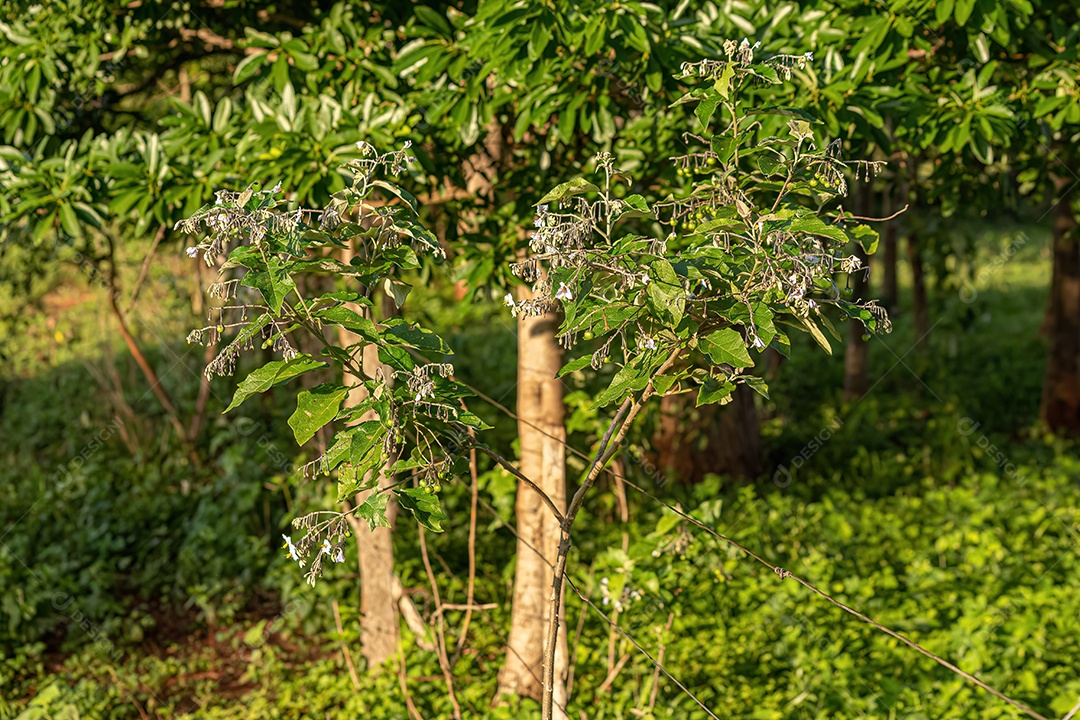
[753,41,761,50]
[403,139,412,149]
[640,274,650,286]
[282,534,302,566]
[809,299,819,310]
[752,336,766,350]
[185,246,199,258]
[538,204,549,214]
[555,282,573,301]
[504,293,515,307]
[848,255,863,270]
[334,548,345,564]
[805,51,814,61]
[642,337,657,350]
[272,181,282,193]
[741,38,750,48]
[321,538,333,556]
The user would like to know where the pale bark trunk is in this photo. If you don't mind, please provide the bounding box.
[1039,182,1080,434]
[498,284,569,717]
[339,265,399,667]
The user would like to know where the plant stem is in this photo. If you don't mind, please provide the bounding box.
[540,349,682,720]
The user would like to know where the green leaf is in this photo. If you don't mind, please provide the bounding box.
[234,53,267,83]
[619,194,655,220]
[700,328,753,368]
[799,315,832,355]
[383,278,411,308]
[317,306,379,343]
[557,355,593,378]
[847,224,880,254]
[646,259,685,328]
[954,0,975,25]
[743,375,770,398]
[356,493,392,531]
[224,355,326,412]
[695,95,721,129]
[757,152,783,176]
[288,383,349,445]
[538,178,601,205]
[399,486,446,532]
[350,421,386,468]
[383,318,450,353]
[746,106,819,123]
[242,257,295,314]
[58,203,81,239]
[696,377,734,406]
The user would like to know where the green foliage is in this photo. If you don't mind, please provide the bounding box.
[175,144,477,582]
[521,44,890,412]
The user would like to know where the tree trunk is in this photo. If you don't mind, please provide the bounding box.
[908,232,930,346]
[843,182,872,401]
[842,249,871,401]
[880,187,899,313]
[1039,185,1080,434]
[498,284,569,717]
[710,385,764,479]
[339,268,400,668]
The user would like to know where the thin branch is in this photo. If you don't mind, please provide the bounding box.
[834,204,909,223]
[472,444,565,523]
[418,526,463,720]
[124,223,166,315]
[542,348,683,720]
[455,426,481,654]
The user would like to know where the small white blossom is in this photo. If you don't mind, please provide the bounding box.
[555,282,573,301]
[805,51,814,61]
[334,548,345,564]
[808,299,819,310]
[504,293,515,307]
[272,181,282,193]
[185,246,199,258]
[642,337,657,351]
[403,139,412,149]
[640,274,651,286]
[282,534,302,566]
[752,336,766,350]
